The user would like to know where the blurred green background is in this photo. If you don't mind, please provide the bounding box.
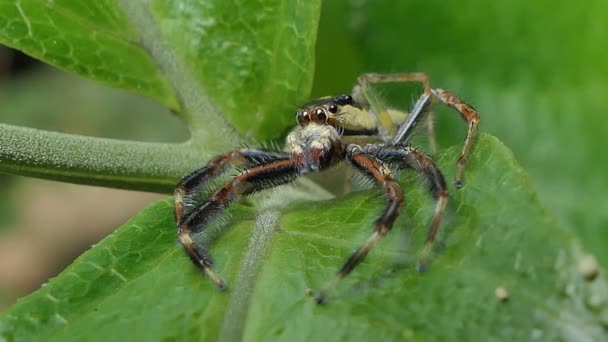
[1,0,607,312]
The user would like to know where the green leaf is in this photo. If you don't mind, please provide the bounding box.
[0,0,320,142]
[147,0,321,141]
[312,0,608,266]
[2,134,606,341]
[0,0,179,110]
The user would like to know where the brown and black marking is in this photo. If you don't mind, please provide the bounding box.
[174,72,480,303]
[175,150,295,288]
[367,145,449,271]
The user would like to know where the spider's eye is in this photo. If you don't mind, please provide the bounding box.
[296,110,308,124]
[337,94,353,105]
[328,104,338,113]
[315,108,327,121]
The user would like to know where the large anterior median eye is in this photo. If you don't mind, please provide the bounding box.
[315,108,327,121]
[328,104,338,113]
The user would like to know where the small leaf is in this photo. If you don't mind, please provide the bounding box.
[1,134,606,340]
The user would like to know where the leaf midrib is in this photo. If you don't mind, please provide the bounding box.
[115,0,239,148]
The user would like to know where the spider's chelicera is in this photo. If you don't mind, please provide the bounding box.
[174,73,480,303]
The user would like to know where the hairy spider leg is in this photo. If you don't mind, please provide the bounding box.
[370,145,449,272]
[175,152,296,288]
[430,88,480,188]
[316,147,404,304]
[391,88,480,187]
[354,72,437,152]
[174,148,290,225]
[355,73,482,186]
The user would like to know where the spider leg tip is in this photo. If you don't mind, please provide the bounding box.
[204,268,227,290]
[417,248,432,272]
[217,280,228,291]
[416,262,429,273]
[453,180,462,189]
[315,291,328,304]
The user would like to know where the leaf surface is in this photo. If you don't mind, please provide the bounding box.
[148,0,320,140]
[0,0,178,109]
[1,134,606,341]
[0,0,320,141]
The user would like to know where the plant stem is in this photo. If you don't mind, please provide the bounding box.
[117,0,240,148]
[0,123,207,193]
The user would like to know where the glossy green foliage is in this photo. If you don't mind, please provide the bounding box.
[0,0,319,141]
[148,0,319,141]
[0,0,178,109]
[2,135,606,341]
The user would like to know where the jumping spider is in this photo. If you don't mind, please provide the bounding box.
[174,73,479,303]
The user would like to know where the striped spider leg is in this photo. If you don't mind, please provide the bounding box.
[315,144,448,303]
[174,149,298,288]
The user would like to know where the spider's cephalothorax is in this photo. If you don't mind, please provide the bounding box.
[286,94,354,172]
[174,73,480,303]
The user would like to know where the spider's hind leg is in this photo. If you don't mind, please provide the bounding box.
[373,145,448,272]
[430,88,480,188]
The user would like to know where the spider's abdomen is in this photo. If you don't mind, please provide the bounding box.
[285,123,343,173]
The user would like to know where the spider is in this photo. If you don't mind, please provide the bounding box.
[174,72,479,303]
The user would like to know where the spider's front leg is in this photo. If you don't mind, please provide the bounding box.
[175,150,297,288]
[174,148,290,225]
[316,146,404,303]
